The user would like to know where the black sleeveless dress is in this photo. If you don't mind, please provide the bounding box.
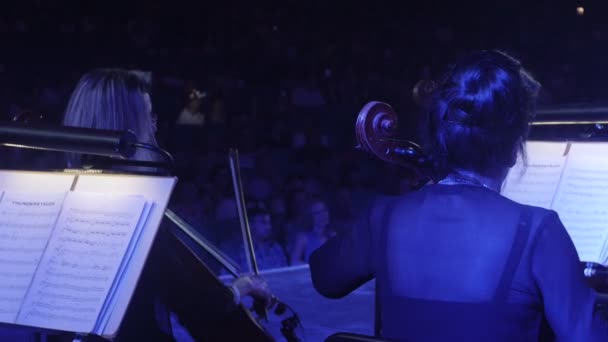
[310,184,608,341]
[380,207,537,341]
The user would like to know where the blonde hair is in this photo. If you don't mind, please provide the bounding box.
[63,69,157,166]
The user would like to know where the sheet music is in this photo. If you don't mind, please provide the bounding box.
[16,191,146,333]
[501,156,567,209]
[74,173,177,337]
[93,201,153,334]
[0,191,65,324]
[552,155,608,263]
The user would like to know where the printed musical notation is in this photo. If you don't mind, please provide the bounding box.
[35,290,99,303]
[62,225,128,239]
[93,201,152,335]
[25,309,89,323]
[0,191,65,324]
[501,157,566,208]
[552,155,608,263]
[17,191,146,333]
[65,217,131,228]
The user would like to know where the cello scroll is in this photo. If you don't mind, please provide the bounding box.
[355,101,440,183]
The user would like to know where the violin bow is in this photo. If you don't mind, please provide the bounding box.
[229,148,271,320]
[228,148,260,275]
[229,149,304,341]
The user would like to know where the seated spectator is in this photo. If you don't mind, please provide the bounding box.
[207,165,238,221]
[176,88,206,126]
[290,197,336,265]
[221,205,288,271]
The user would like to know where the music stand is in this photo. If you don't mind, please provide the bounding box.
[0,124,179,341]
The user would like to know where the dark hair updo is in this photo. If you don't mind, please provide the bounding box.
[426,50,540,178]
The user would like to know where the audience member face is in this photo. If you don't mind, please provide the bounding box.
[251,213,273,240]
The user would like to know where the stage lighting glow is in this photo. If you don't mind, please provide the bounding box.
[577,6,585,15]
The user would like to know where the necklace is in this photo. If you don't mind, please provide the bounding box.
[437,174,494,190]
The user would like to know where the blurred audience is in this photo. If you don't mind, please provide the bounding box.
[221,204,288,270]
[290,197,336,265]
[0,0,599,269]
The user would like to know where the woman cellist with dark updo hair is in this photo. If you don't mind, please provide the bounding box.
[310,50,608,341]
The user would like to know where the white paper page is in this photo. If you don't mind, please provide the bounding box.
[74,174,176,337]
[0,191,65,323]
[501,141,568,209]
[568,142,608,156]
[551,155,608,263]
[16,192,146,333]
[525,141,569,157]
[93,201,153,334]
[501,156,567,208]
